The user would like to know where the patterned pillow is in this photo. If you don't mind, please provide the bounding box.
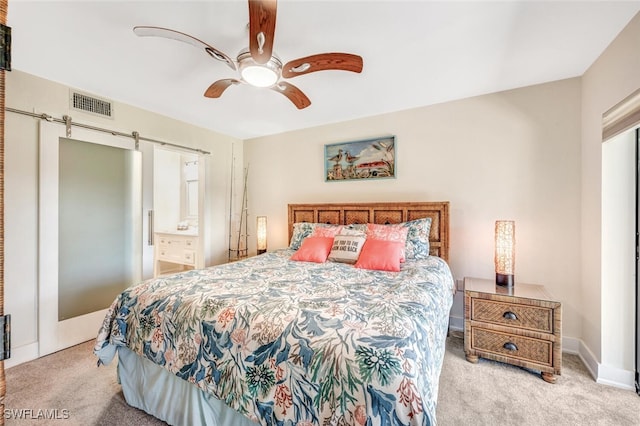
[402,217,432,260]
[289,223,344,250]
[311,225,344,238]
[328,234,366,264]
[366,223,409,262]
[341,224,367,235]
[289,222,317,250]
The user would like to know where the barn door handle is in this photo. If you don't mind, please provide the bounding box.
[148,210,154,245]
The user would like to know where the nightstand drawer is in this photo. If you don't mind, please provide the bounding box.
[470,327,553,367]
[471,298,553,333]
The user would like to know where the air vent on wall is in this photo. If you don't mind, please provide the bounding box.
[69,90,114,119]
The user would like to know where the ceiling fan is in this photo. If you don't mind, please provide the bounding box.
[133,0,363,109]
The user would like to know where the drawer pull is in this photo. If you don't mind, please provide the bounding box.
[503,311,517,320]
[503,342,518,352]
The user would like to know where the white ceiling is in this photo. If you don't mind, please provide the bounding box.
[8,1,640,140]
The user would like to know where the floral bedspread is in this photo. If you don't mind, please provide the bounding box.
[95,249,454,426]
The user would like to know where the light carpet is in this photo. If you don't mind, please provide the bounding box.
[4,332,640,425]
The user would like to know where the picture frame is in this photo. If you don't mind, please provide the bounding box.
[324,136,396,182]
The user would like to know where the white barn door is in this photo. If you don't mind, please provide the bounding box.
[38,120,142,356]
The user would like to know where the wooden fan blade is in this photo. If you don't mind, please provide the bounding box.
[204,79,241,98]
[271,81,311,109]
[282,53,363,78]
[133,26,236,70]
[248,0,277,64]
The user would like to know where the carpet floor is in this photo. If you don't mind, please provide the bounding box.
[437,332,640,425]
[5,332,640,425]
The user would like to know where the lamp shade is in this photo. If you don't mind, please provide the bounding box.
[494,220,515,287]
[256,216,267,254]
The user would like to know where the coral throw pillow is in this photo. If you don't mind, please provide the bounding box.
[290,236,334,263]
[366,223,409,262]
[354,239,405,272]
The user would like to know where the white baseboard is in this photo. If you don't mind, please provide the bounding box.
[597,362,636,390]
[561,335,581,354]
[6,342,39,369]
[566,336,635,390]
[449,315,464,332]
[570,337,599,380]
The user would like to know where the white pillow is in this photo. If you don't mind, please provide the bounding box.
[328,234,366,264]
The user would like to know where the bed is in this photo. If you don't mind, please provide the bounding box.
[95,201,454,426]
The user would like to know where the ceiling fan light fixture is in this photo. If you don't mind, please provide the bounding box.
[241,65,278,87]
[134,1,363,109]
[237,48,282,88]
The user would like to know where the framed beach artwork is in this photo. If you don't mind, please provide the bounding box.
[324,136,396,182]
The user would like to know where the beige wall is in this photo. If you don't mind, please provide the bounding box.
[245,78,583,341]
[582,12,640,382]
[5,70,241,365]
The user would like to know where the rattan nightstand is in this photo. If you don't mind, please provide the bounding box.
[463,277,562,383]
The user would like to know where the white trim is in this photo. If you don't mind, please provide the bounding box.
[576,337,599,381]
[561,335,581,354]
[562,335,634,390]
[597,363,636,390]
[54,309,109,352]
[449,315,464,332]
[38,120,60,356]
[5,342,39,369]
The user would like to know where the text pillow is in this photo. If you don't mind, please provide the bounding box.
[328,234,366,264]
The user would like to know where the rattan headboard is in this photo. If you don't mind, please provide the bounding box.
[288,201,449,262]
